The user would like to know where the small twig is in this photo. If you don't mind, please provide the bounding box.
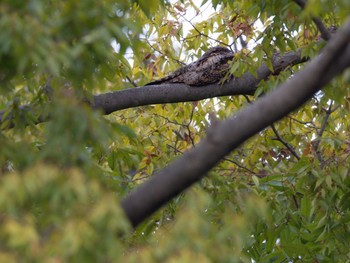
[145,39,186,66]
[167,144,183,155]
[125,75,137,87]
[243,94,252,103]
[185,104,196,146]
[170,142,255,174]
[271,124,300,160]
[315,101,334,145]
[292,194,299,209]
[245,95,300,160]
[43,76,53,99]
[328,104,340,113]
[181,15,231,48]
[132,174,151,182]
[312,101,337,165]
[155,110,195,146]
[164,4,230,50]
[288,115,317,130]
[293,0,331,40]
[154,113,187,127]
[239,35,247,49]
[223,157,256,174]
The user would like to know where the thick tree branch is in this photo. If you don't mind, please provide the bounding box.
[121,18,350,228]
[0,51,305,128]
[92,51,304,114]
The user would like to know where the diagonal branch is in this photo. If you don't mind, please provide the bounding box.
[293,0,331,40]
[312,102,340,166]
[271,124,300,160]
[121,18,350,228]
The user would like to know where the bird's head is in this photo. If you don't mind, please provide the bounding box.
[203,46,233,56]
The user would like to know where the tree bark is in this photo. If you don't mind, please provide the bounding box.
[0,51,305,128]
[120,18,350,228]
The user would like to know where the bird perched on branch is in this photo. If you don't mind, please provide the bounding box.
[146,46,234,86]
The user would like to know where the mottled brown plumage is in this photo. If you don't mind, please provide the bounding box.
[146,46,234,86]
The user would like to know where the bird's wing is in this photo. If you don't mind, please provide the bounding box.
[145,64,191,85]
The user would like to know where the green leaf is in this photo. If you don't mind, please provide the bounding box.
[252,175,260,187]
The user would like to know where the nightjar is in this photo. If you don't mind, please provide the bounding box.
[146,46,234,86]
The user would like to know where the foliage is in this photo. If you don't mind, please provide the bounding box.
[0,165,130,262]
[0,0,350,262]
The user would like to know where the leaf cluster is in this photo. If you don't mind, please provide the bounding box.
[0,0,350,262]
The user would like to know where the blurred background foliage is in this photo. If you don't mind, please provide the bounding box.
[0,0,350,261]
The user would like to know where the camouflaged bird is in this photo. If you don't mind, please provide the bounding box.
[146,46,234,86]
